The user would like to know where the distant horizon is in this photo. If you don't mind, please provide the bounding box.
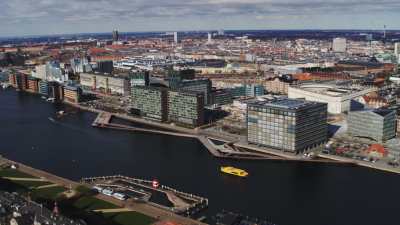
[1,0,400,38]
[1,28,400,40]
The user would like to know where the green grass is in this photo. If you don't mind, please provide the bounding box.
[0,169,36,178]
[31,186,67,200]
[103,212,156,225]
[73,196,119,211]
[75,185,94,196]
[11,180,52,189]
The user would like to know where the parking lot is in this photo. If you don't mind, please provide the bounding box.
[322,135,400,168]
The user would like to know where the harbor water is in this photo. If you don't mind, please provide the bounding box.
[0,89,399,225]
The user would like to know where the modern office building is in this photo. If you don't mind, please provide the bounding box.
[168,72,211,105]
[112,29,119,42]
[26,77,39,93]
[96,61,114,74]
[395,42,400,63]
[131,86,168,122]
[13,73,28,91]
[33,64,47,80]
[226,84,264,98]
[173,32,178,44]
[179,79,212,105]
[48,81,64,102]
[395,42,400,57]
[168,69,195,82]
[70,58,92,73]
[227,86,246,98]
[332,38,347,52]
[32,61,67,83]
[8,73,17,88]
[207,32,212,44]
[247,98,328,153]
[38,80,49,96]
[348,109,396,142]
[167,90,205,127]
[63,85,82,104]
[80,73,130,96]
[130,71,150,87]
[211,89,233,106]
[245,84,265,97]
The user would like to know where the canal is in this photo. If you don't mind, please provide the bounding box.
[0,89,399,225]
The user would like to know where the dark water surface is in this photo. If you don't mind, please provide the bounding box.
[0,89,399,225]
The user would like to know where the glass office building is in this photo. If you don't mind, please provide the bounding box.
[167,90,205,127]
[131,86,167,122]
[348,109,396,142]
[247,98,328,153]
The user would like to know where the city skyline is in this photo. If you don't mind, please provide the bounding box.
[1,0,400,37]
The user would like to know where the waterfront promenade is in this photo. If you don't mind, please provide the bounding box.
[67,102,400,174]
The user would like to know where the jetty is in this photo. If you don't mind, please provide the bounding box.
[81,175,208,216]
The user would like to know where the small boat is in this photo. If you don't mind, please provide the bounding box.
[220,166,248,177]
[48,117,55,122]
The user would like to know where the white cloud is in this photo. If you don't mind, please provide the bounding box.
[0,0,399,36]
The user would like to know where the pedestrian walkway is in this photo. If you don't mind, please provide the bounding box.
[93,208,134,213]
[3,177,46,182]
[36,183,60,189]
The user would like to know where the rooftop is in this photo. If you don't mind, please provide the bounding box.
[351,108,395,117]
[249,98,324,110]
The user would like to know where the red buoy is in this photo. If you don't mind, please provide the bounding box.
[152,180,160,188]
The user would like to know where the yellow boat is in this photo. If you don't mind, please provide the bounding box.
[220,166,248,177]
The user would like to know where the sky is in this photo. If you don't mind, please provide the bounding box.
[0,0,399,37]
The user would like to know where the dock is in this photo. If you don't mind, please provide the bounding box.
[91,112,359,163]
[81,175,208,216]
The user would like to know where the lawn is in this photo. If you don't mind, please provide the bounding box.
[104,212,157,225]
[75,185,95,196]
[0,169,35,178]
[73,196,119,211]
[31,186,67,200]
[11,180,52,189]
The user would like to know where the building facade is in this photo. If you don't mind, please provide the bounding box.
[245,84,265,97]
[63,85,82,104]
[333,38,347,52]
[130,71,150,87]
[288,83,376,114]
[211,89,233,106]
[167,90,205,127]
[348,109,396,142]
[131,86,167,122]
[80,73,130,96]
[247,98,328,153]
[26,77,39,93]
[264,77,290,94]
[38,80,49,96]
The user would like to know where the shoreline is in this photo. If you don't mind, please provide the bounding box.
[64,102,400,175]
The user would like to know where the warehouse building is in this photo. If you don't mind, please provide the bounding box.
[288,82,376,114]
